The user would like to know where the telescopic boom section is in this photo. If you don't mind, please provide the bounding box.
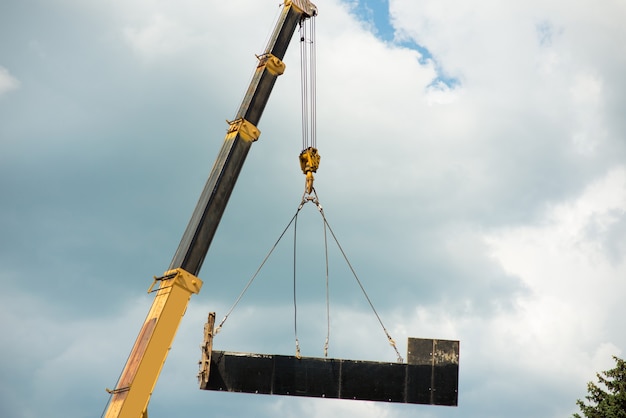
[103,2,317,417]
[171,0,317,277]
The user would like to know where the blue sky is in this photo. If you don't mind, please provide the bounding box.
[345,0,457,87]
[1,0,626,417]
[349,0,395,41]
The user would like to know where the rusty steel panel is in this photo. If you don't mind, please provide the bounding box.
[407,338,460,405]
[201,338,459,406]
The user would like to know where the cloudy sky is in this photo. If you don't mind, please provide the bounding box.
[1,0,625,417]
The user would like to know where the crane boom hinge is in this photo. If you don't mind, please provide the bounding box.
[226,118,260,142]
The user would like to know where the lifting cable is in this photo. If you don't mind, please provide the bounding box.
[214,8,403,363]
[317,201,404,363]
[214,210,299,337]
[215,190,403,363]
[292,189,330,359]
[299,14,320,196]
[299,14,316,151]
[293,209,300,358]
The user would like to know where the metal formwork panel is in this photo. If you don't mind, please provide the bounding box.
[202,338,459,406]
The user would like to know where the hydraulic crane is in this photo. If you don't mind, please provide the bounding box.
[103,1,459,417]
[103,2,317,417]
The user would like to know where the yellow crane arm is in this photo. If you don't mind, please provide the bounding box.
[105,269,202,418]
[103,1,317,417]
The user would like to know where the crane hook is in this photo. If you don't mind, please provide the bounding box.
[299,147,320,194]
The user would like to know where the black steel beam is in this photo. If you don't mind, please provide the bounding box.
[201,338,459,406]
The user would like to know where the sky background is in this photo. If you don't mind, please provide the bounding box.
[1,0,625,417]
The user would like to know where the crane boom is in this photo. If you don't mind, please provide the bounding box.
[170,0,317,276]
[103,2,317,417]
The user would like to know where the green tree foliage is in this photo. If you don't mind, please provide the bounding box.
[573,356,626,418]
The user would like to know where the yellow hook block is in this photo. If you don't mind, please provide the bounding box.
[299,147,320,194]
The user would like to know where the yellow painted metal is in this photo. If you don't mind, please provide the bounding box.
[285,0,317,17]
[299,147,320,174]
[104,268,203,418]
[299,147,320,193]
[197,312,216,389]
[259,53,286,76]
[225,118,261,142]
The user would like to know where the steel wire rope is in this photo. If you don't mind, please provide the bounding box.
[299,21,309,150]
[292,190,402,362]
[293,209,300,358]
[316,206,405,363]
[322,208,330,357]
[299,14,317,150]
[310,15,317,149]
[214,208,302,335]
[291,190,331,359]
[262,2,285,53]
[213,190,402,363]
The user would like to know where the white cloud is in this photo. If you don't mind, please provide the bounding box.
[570,73,606,155]
[0,66,20,95]
[2,0,626,417]
[483,166,626,382]
[123,14,189,57]
[119,0,276,60]
[0,286,154,418]
[268,396,394,418]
